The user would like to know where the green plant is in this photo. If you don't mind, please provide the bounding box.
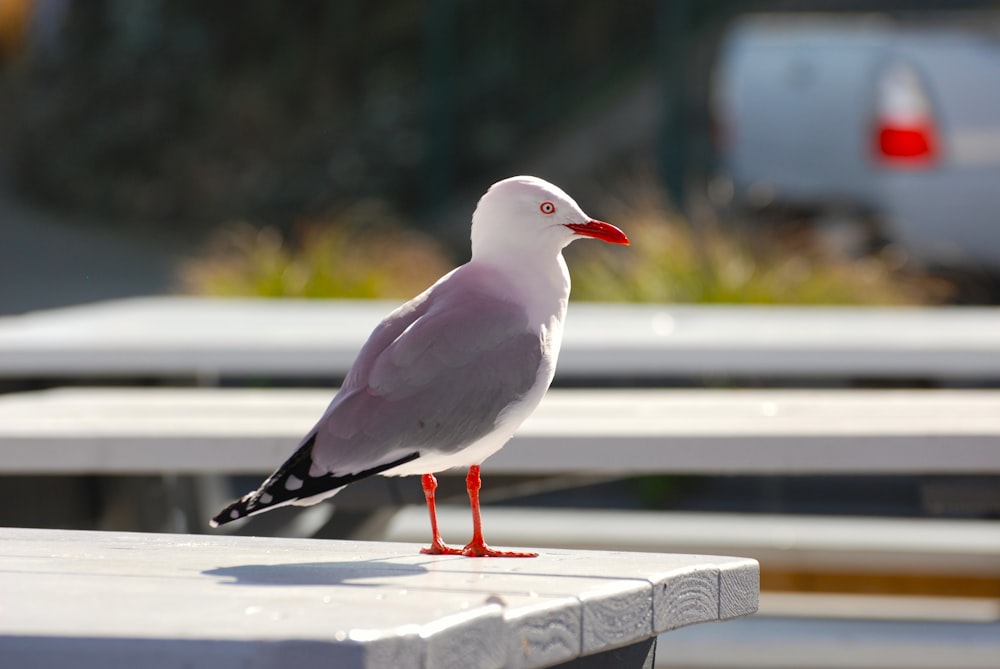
[567,184,936,305]
[179,201,452,299]
[182,180,943,305]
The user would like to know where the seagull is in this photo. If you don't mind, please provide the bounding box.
[210,175,629,556]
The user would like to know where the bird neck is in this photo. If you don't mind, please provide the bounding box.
[471,250,571,328]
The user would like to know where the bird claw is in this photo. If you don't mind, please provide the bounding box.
[420,540,464,556]
[420,539,537,558]
[459,540,538,558]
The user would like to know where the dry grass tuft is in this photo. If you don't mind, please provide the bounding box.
[181,179,945,305]
[179,201,452,299]
[567,180,939,305]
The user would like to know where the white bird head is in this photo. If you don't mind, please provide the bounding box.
[470,176,629,260]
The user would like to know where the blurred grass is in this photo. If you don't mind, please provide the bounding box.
[567,183,936,305]
[178,201,451,299]
[182,181,941,305]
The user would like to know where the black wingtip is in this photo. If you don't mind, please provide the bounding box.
[210,491,256,527]
[208,442,422,528]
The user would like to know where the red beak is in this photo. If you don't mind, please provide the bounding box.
[566,220,630,245]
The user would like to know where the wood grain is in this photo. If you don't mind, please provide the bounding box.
[0,528,758,669]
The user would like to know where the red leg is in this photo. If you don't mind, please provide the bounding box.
[419,473,462,555]
[461,465,537,558]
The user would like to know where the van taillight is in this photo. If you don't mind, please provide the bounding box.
[877,122,936,160]
[873,61,938,167]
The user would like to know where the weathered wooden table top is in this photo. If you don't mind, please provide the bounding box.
[0,528,757,669]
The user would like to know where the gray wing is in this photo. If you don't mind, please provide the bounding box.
[310,271,543,474]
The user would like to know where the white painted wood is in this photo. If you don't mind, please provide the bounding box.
[0,527,757,669]
[500,596,580,669]
[379,507,1000,578]
[1,387,999,474]
[575,578,652,654]
[1,297,999,380]
[718,560,763,621]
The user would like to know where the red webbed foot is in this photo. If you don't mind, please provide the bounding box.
[460,538,537,558]
[420,539,465,556]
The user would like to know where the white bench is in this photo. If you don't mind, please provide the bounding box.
[2,296,1000,381]
[0,527,758,669]
[378,508,1000,581]
[3,386,999,474]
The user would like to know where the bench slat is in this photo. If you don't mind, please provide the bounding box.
[377,507,1000,578]
[2,387,999,474]
[2,297,1000,380]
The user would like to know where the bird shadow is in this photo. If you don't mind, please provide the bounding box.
[203,559,429,587]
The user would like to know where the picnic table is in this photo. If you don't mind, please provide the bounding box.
[0,527,758,669]
[3,386,999,475]
[1,297,999,382]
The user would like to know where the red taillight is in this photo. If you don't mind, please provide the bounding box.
[873,61,938,168]
[876,122,936,161]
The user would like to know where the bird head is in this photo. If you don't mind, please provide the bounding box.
[471,176,629,260]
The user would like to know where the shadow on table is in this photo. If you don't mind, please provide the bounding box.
[204,560,428,587]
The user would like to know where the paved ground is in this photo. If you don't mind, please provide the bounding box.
[0,155,178,315]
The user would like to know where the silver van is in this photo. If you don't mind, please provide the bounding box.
[712,13,1000,271]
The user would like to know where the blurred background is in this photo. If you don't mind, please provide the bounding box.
[3,0,1000,315]
[1,1,999,665]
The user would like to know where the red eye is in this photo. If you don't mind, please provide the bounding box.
[540,201,556,215]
